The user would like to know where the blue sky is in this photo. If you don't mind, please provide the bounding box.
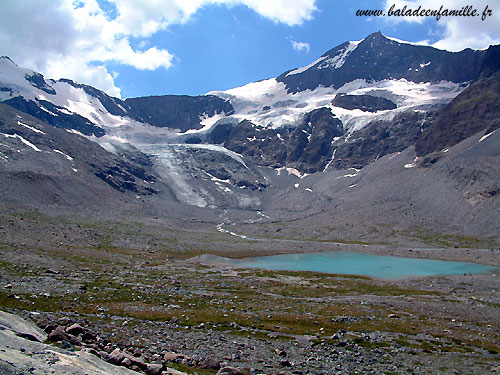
[1,0,499,98]
[113,0,426,97]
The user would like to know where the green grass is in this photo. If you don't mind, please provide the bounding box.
[1,206,499,367]
[400,228,498,248]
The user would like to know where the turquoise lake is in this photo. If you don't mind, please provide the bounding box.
[235,252,497,279]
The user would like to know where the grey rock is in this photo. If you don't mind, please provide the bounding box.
[331,93,396,112]
[280,359,292,367]
[146,363,164,375]
[0,310,139,375]
[35,318,50,330]
[124,352,146,369]
[216,367,244,375]
[121,357,132,368]
[81,330,97,343]
[66,323,85,336]
[198,356,221,369]
[48,326,69,342]
[109,348,125,365]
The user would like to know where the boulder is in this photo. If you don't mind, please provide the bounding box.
[121,357,132,368]
[109,348,125,365]
[82,330,97,343]
[48,326,81,346]
[66,323,86,336]
[35,318,50,329]
[123,352,146,369]
[146,363,163,375]
[163,352,189,363]
[198,356,221,369]
[216,367,244,375]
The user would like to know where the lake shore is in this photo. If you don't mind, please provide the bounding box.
[1,209,499,374]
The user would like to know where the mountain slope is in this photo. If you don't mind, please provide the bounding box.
[205,32,482,173]
[277,31,484,93]
[124,95,234,132]
[415,44,500,156]
[0,103,175,209]
[0,57,234,138]
[0,33,498,240]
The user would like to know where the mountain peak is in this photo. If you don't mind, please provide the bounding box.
[367,30,384,38]
[360,31,393,45]
[277,32,485,93]
[0,56,17,67]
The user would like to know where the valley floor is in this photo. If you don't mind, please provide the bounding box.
[1,206,499,374]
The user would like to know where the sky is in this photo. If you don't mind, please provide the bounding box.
[1,0,499,99]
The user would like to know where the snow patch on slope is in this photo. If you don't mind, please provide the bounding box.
[0,133,41,152]
[210,76,462,135]
[53,149,73,161]
[318,41,360,70]
[286,40,360,77]
[181,112,227,135]
[17,121,45,134]
[286,56,328,76]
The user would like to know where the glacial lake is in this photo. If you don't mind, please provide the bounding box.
[232,252,497,279]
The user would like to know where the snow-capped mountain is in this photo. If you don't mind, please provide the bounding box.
[203,32,486,172]
[277,31,483,93]
[1,32,498,227]
[0,56,233,141]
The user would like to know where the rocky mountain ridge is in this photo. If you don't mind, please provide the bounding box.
[276,31,484,93]
[0,33,499,238]
[415,44,500,156]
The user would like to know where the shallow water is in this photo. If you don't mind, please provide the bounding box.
[235,251,496,279]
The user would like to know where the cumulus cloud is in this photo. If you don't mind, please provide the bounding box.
[383,0,500,51]
[0,0,173,97]
[290,39,310,53]
[240,0,317,25]
[0,0,318,97]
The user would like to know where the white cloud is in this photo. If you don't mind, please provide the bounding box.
[240,0,317,25]
[383,0,500,51]
[290,39,310,53]
[0,0,317,98]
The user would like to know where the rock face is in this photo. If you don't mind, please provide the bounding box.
[286,107,344,173]
[331,109,436,170]
[277,31,484,93]
[0,104,170,207]
[415,44,500,156]
[224,120,288,168]
[331,94,396,112]
[123,95,234,132]
[25,72,56,95]
[224,108,344,173]
[208,122,235,144]
[0,310,140,375]
[3,97,105,137]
